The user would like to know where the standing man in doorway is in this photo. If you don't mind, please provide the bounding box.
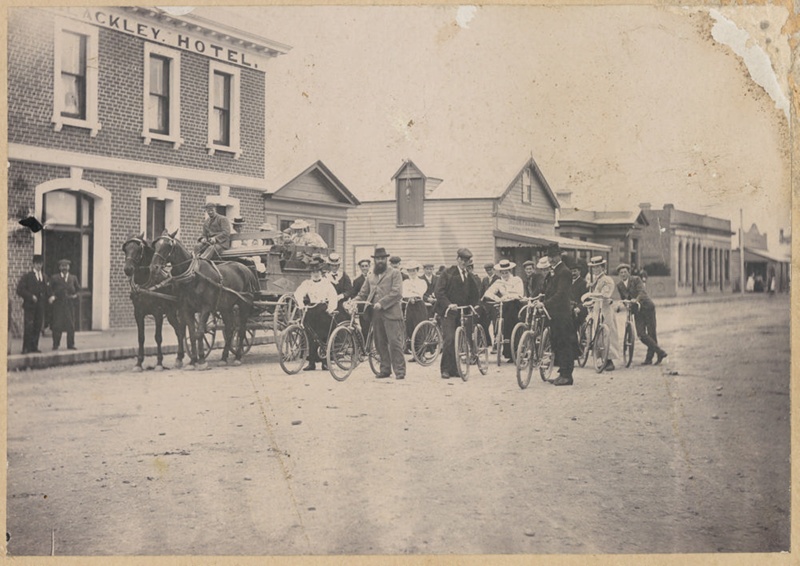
[16,254,48,354]
[48,258,80,350]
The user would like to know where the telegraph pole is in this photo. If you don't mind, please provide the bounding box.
[739,208,745,294]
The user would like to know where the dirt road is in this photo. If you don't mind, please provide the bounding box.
[5,295,790,556]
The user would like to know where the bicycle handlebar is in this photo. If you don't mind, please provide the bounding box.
[445,304,478,315]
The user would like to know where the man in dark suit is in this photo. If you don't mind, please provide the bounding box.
[48,258,80,350]
[569,256,590,328]
[540,244,578,386]
[355,247,406,379]
[527,257,549,297]
[389,256,409,281]
[325,252,352,319]
[435,248,480,379]
[615,263,667,365]
[195,203,232,260]
[350,258,372,342]
[16,254,48,354]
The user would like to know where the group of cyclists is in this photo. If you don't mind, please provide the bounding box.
[289,241,668,386]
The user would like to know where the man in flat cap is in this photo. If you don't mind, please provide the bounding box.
[354,247,406,379]
[350,258,373,342]
[48,258,80,350]
[196,203,232,260]
[615,263,667,365]
[435,248,480,378]
[389,256,409,281]
[16,254,48,353]
[540,243,578,385]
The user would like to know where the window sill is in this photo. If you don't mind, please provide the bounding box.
[396,224,425,228]
[52,116,102,137]
[143,132,184,149]
[207,144,242,159]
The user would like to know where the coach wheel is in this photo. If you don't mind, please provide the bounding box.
[273,294,300,343]
[202,313,218,352]
[623,323,635,368]
[231,326,255,356]
[411,320,442,366]
[538,327,554,381]
[278,324,308,375]
[327,326,356,382]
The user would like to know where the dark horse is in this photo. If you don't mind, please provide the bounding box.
[123,235,186,371]
[149,231,258,369]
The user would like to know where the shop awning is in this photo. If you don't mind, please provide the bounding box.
[493,230,612,253]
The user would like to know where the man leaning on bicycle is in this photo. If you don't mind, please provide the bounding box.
[615,263,667,365]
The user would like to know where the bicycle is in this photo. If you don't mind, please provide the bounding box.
[326,300,380,381]
[278,303,337,375]
[447,304,489,381]
[509,295,543,365]
[486,298,520,366]
[619,299,637,368]
[582,294,611,374]
[410,305,443,366]
[515,298,553,389]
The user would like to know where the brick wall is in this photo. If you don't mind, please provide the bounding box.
[8,8,266,178]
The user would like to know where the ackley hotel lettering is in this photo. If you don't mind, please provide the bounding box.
[61,7,269,70]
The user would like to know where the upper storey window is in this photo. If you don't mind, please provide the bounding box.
[52,18,101,136]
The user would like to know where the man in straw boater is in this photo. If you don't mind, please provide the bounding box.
[584,255,620,372]
[482,258,525,361]
[353,247,406,379]
[539,243,579,385]
[293,256,338,371]
[48,258,80,350]
[16,254,48,354]
[615,263,667,365]
[195,202,232,260]
[434,248,480,379]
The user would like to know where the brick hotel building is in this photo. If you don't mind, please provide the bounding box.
[7,7,290,332]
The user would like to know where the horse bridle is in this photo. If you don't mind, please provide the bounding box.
[123,236,154,289]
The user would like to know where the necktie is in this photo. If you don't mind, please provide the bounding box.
[460,269,465,282]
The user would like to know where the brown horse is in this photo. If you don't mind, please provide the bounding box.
[122,235,186,371]
[149,231,257,369]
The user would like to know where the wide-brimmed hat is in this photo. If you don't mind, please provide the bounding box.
[545,243,561,257]
[494,259,516,272]
[536,257,551,270]
[328,252,341,265]
[405,260,422,271]
[32,254,43,263]
[259,222,275,231]
[372,247,390,258]
[588,255,606,268]
[616,263,631,274]
[456,248,473,260]
[58,258,71,267]
[290,219,310,230]
[389,256,402,264]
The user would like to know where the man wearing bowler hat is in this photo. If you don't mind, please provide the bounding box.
[16,254,49,354]
[539,243,578,385]
[196,202,232,260]
[435,248,480,378]
[354,247,406,379]
[48,258,80,350]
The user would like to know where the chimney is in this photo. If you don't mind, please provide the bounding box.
[639,202,651,210]
[557,191,572,208]
[663,203,675,210]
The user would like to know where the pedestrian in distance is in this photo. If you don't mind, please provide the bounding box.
[434,248,480,379]
[421,262,438,317]
[294,257,338,371]
[16,254,48,354]
[353,247,406,379]
[615,263,667,365]
[583,256,620,371]
[539,244,579,385]
[48,258,80,350]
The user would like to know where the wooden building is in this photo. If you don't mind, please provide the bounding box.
[345,158,609,277]
[731,223,791,293]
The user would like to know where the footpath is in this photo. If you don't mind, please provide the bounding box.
[4,292,771,371]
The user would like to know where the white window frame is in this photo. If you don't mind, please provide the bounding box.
[142,43,183,148]
[140,179,181,239]
[52,17,101,137]
[205,187,240,219]
[207,61,242,159]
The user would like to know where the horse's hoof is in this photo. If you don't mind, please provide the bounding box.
[174,359,183,369]
[197,363,210,371]
[154,365,164,372]
[183,365,195,371]
[132,365,143,373]
[232,359,242,367]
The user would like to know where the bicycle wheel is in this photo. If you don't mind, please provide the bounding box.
[494,316,504,366]
[623,322,634,368]
[278,324,308,375]
[454,326,469,381]
[539,327,555,381]
[593,323,610,373]
[411,320,442,366]
[474,325,489,375]
[509,322,526,365]
[366,327,382,376]
[578,321,592,368]
[327,326,357,381]
[272,294,300,343]
[516,331,536,390]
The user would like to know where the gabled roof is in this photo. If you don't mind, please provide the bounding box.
[268,160,360,206]
[559,209,648,226]
[495,156,560,210]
